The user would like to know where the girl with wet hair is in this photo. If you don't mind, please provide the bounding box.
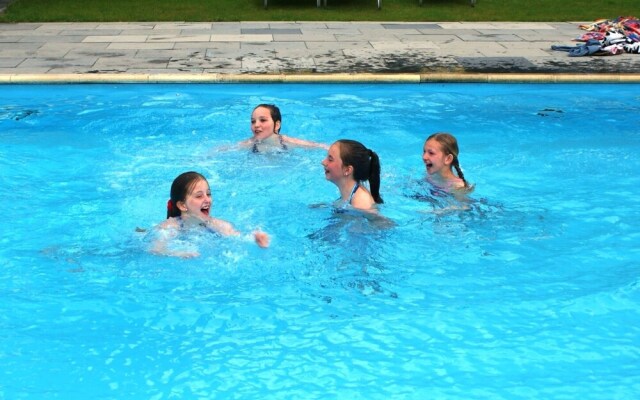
[153,171,270,257]
[321,139,383,211]
[422,132,473,192]
[239,103,329,152]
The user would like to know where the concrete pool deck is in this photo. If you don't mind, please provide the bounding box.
[1,20,640,83]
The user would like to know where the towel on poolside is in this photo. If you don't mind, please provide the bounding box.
[552,16,640,56]
[551,39,606,57]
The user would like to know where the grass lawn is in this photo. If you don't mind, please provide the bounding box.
[1,0,639,23]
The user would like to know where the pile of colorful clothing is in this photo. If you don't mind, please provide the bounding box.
[551,16,640,57]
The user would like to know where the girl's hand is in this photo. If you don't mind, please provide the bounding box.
[254,231,270,248]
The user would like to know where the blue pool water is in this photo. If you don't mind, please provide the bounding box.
[1,83,639,399]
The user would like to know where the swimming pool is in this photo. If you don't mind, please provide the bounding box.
[1,83,639,398]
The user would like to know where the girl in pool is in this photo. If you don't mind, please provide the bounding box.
[239,104,329,152]
[152,171,270,257]
[422,132,473,193]
[322,139,384,212]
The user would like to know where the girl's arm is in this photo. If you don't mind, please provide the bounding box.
[207,217,241,236]
[151,241,199,258]
[207,217,270,248]
[150,219,200,258]
[237,138,254,148]
[213,140,248,152]
[281,135,329,149]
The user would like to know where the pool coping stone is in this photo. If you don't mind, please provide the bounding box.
[1,72,640,83]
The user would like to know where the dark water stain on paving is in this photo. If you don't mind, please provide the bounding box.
[305,53,640,74]
[82,48,640,75]
[454,57,535,73]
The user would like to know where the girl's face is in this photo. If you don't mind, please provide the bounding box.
[178,178,212,221]
[321,143,348,183]
[251,106,280,140]
[422,138,453,176]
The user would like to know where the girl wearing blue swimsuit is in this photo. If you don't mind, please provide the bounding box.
[321,139,384,212]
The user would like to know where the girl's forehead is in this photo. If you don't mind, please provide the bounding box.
[189,178,210,192]
[252,107,271,118]
[424,138,441,149]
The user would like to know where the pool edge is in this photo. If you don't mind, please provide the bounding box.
[1,73,640,83]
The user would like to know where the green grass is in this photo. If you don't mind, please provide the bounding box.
[1,0,639,22]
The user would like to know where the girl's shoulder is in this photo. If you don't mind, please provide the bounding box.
[351,186,376,211]
[428,175,465,192]
[449,177,466,190]
[158,217,180,229]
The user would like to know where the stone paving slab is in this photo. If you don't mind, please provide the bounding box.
[0,21,639,80]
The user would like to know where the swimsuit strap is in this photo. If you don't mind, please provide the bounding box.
[348,182,360,204]
[333,182,360,210]
[278,133,288,150]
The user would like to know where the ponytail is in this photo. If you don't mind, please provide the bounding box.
[337,139,384,204]
[452,159,468,188]
[166,199,180,219]
[368,150,384,204]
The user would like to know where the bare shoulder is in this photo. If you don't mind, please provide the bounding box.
[351,188,376,211]
[450,178,466,190]
[158,218,179,229]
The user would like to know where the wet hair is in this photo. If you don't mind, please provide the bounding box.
[336,139,384,204]
[253,104,282,134]
[426,132,470,188]
[166,171,207,219]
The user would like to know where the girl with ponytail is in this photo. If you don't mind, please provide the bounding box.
[321,139,383,212]
[422,132,473,193]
